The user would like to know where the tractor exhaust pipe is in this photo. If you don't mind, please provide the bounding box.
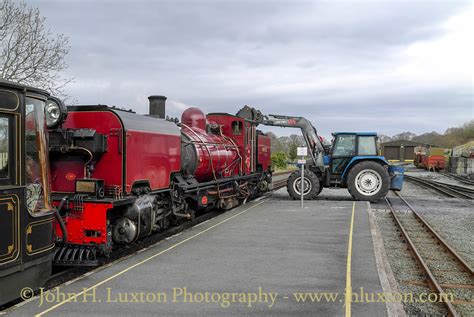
[148,95,167,119]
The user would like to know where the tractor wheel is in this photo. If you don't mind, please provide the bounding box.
[287,170,320,200]
[347,161,390,202]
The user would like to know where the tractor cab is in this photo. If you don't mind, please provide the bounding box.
[328,132,379,179]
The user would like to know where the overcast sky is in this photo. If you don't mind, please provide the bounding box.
[32,0,472,138]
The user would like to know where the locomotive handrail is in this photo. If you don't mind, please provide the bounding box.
[54,196,69,243]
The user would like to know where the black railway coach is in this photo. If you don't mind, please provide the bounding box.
[0,80,56,305]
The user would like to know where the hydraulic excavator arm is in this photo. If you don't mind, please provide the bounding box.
[236,106,325,168]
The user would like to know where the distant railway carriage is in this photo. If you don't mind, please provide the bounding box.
[414,147,446,171]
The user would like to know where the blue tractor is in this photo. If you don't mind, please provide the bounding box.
[236,107,403,202]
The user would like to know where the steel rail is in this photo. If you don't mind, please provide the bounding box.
[428,180,474,194]
[386,192,474,316]
[404,175,459,198]
[410,175,474,194]
[404,175,473,199]
[385,197,458,316]
[272,170,295,177]
[394,192,473,274]
[442,173,474,186]
[272,179,288,190]
[271,171,293,190]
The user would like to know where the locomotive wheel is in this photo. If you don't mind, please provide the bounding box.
[287,170,320,200]
[347,161,390,202]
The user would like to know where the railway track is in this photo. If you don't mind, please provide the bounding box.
[385,192,474,316]
[405,174,474,199]
[442,173,474,186]
[272,179,288,190]
[272,170,296,177]
[272,171,293,190]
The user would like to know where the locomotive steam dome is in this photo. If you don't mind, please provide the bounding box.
[181,107,207,130]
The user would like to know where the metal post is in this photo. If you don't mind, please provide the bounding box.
[297,146,307,209]
[300,157,304,208]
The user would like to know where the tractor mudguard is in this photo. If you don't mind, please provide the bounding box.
[341,156,389,181]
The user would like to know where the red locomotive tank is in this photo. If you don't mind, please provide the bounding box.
[50,106,181,195]
[180,107,240,182]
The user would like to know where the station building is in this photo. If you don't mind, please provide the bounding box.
[381,140,434,162]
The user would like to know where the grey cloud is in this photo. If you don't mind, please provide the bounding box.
[31,0,473,137]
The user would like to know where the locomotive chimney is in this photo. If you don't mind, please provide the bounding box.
[148,95,167,119]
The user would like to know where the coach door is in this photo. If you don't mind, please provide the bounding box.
[0,107,21,268]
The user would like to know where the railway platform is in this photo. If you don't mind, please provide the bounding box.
[6,197,390,316]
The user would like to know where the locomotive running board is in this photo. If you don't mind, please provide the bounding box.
[53,243,101,266]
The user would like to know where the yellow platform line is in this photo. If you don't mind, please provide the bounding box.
[35,199,266,317]
[345,202,356,317]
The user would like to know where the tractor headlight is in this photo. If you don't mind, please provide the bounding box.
[45,97,67,128]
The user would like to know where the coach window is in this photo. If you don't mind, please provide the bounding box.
[25,97,52,213]
[232,121,242,135]
[0,116,10,182]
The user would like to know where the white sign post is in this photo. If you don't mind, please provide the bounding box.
[297,147,307,208]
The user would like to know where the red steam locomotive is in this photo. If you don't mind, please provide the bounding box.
[48,96,272,265]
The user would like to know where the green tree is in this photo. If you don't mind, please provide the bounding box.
[271,152,287,170]
[412,120,474,148]
[288,143,297,161]
[0,0,72,97]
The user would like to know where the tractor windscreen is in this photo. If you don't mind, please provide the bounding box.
[25,97,52,213]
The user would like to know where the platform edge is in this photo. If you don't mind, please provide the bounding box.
[367,202,407,317]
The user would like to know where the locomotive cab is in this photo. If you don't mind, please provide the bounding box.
[0,80,55,305]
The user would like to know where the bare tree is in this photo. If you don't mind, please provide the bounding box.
[0,0,72,98]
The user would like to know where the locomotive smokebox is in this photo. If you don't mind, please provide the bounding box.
[148,95,167,119]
